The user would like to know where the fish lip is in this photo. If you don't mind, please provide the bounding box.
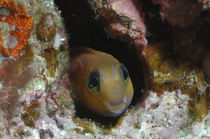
[104,96,129,115]
[109,103,128,115]
[105,101,126,108]
[106,96,127,107]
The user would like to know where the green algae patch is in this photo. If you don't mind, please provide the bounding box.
[41,48,58,78]
[21,100,41,128]
[144,42,208,122]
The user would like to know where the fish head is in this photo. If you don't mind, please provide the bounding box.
[78,51,134,117]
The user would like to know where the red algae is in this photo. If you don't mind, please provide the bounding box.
[0,0,33,58]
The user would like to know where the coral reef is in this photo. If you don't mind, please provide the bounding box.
[0,0,69,138]
[0,0,209,138]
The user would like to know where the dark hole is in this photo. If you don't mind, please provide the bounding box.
[54,0,145,127]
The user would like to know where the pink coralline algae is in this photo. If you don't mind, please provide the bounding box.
[90,0,147,48]
[152,0,203,28]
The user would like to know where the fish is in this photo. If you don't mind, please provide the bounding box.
[69,47,134,117]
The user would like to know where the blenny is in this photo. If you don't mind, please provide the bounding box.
[69,47,134,117]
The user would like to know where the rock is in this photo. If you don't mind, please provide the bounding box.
[203,50,210,108]
[172,26,207,63]
[89,0,147,48]
[41,48,58,78]
[200,0,210,9]
[143,43,208,121]
[152,0,203,28]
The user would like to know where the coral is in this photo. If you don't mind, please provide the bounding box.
[0,0,33,58]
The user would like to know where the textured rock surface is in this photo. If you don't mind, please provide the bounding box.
[89,0,147,48]
[152,0,203,28]
[0,0,70,138]
[143,43,208,122]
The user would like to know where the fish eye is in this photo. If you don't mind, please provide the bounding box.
[119,64,129,83]
[87,71,100,94]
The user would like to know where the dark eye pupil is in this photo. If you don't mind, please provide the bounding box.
[120,65,128,80]
[89,75,99,88]
[87,72,100,92]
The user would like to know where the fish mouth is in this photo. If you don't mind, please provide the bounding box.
[104,96,129,115]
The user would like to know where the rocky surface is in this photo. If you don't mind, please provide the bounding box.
[152,0,203,28]
[89,0,147,50]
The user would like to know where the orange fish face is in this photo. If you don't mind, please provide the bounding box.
[69,48,134,117]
